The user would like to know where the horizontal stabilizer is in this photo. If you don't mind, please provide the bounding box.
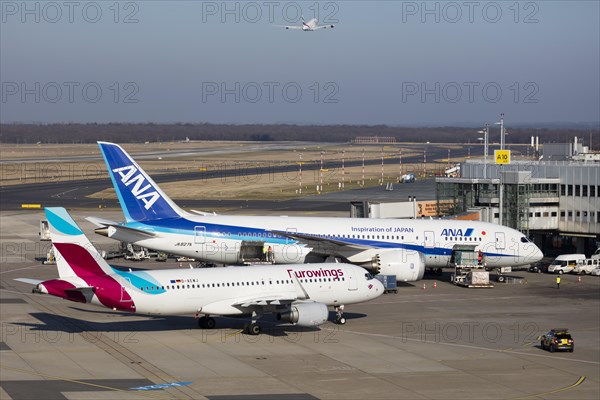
[14,278,43,285]
[85,216,120,228]
[94,225,157,242]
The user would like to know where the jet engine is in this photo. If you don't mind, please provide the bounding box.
[277,302,329,327]
[365,249,426,282]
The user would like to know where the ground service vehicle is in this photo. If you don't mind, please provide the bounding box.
[547,254,586,274]
[540,329,574,353]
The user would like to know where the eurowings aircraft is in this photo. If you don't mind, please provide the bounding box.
[18,208,383,335]
[277,16,334,31]
[90,142,543,282]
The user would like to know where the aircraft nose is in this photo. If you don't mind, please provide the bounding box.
[373,279,385,296]
[528,245,544,264]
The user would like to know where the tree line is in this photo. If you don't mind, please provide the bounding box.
[0,123,597,147]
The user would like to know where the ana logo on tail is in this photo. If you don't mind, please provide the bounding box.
[112,165,160,210]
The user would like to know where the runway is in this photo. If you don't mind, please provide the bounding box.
[1,210,599,399]
[0,165,438,212]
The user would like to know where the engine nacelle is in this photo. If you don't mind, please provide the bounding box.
[373,249,426,282]
[277,302,329,327]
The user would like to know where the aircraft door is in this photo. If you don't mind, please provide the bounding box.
[347,269,358,291]
[495,232,506,249]
[285,227,297,244]
[424,231,435,248]
[194,226,206,244]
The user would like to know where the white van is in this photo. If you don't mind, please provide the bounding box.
[591,248,600,260]
[573,258,600,274]
[547,254,586,274]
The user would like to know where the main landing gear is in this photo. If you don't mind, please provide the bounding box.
[243,310,262,335]
[198,315,216,329]
[334,305,346,325]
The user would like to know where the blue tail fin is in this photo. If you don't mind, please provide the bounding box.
[98,142,186,222]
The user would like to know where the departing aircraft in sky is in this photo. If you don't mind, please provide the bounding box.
[276,16,334,31]
[18,208,383,334]
[89,142,543,282]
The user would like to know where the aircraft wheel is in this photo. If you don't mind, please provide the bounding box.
[205,317,216,329]
[246,323,261,335]
[336,317,346,325]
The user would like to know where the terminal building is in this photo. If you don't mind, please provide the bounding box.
[436,139,599,257]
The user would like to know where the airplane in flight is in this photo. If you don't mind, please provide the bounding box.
[18,208,383,335]
[277,16,334,31]
[89,142,543,282]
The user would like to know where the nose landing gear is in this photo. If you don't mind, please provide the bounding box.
[334,305,346,325]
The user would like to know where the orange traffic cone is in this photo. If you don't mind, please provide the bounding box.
[578,275,582,284]
[433,281,437,289]
[422,283,426,290]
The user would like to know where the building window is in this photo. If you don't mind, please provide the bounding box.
[561,185,566,196]
[583,185,588,196]
[575,185,580,196]
[551,212,557,217]
[591,186,596,197]
[560,211,565,217]
[535,212,541,217]
[568,185,573,196]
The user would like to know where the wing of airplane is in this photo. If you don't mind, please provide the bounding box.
[271,230,371,255]
[199,292,297,314]
[233,294,298,307]
[313,24,334,29]
[274,25,304,30]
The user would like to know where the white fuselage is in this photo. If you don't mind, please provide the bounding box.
[116,215,542,268]
[70,263,381,315]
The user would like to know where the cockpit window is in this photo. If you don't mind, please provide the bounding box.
[364,272,374,280]
[520,237,530,243]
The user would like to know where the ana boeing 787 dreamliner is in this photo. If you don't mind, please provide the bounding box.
[18,208,383,335]
[276,16,334,31]
[89,142,543,282]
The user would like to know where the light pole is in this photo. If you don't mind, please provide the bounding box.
[381,147,384,185]
[342,150,345,189]
[495,113,506,225]
[477,123,489,179]
[299,153,302,194]
[320,151,323,192]
[361,149,365,187]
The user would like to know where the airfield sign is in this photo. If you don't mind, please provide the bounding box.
[495,150,511,164]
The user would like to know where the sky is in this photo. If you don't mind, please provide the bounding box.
[1,1,599,126]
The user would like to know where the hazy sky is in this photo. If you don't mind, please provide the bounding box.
[1,1,599,125]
